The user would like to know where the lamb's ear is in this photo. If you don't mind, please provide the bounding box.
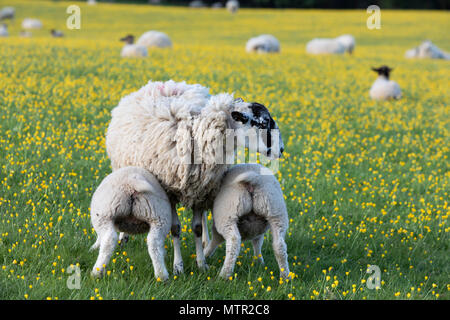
[231,111,249,124]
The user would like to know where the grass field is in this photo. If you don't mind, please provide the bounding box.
[0,1,449,300]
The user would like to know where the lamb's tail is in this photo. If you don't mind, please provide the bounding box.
[232,171,261,187]
[129,176,157,195]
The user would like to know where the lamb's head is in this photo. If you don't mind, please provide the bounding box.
[230,99,284,159]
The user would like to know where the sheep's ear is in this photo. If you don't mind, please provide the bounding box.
[231,111,249,124]
[234,97,244,103]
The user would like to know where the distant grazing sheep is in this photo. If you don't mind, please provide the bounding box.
[189,0,205,7]
[90,167,172,281]
[136,30,172,49]
[0,23,8,37]
[246,34,280,53]
[204,163,290,279]
[51,29,64,38]
[120,34,148,58]
[0,6,15,20]
[306,34,355,55]
[22,18,43,30]
[369,66,402,101]
[405,40,450,60]
[226,0,239,14]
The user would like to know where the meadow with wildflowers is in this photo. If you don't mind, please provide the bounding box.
[0,1,448,300]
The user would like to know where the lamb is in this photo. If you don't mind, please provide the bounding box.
[22,18,43,30]
[120,34,148,58]
[226,0,239,14]
[0,23,8,37]
[204,163,290,279]
[369,66,402,101]
[105,80,284,272]
[306,34,355,55]
[90,166,172,281]
[246,34,280,53]
[136,30,172,49]
[405,40,450,60]
[51,29,64,38]
[0,6,15,20]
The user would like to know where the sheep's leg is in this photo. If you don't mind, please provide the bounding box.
[118,232,129,246]
[269,219,290,279]
[170,202,184,275]
[201,210,210,248]
[251,234,265,265]
[219,224,241,279]
[91,222,117,278]
[193,207,208,271]
[204,223,224,258]
[147,225,170,281]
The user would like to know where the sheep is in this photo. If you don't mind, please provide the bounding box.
[211,2,223,9]
[189,1,205,8]
[0,6,14,20]
[405,40,450,60]
[369,65,402,101]
[226,0,239,14]
[306,34,355,55]
[246,34,280,54]
[136,30,172,49]
[0,23,8,37]
[22,18,43,30]
[105,80,285,272]
[204,163,290,279]
[87,0,97,5]
[51,29,64,38]
[120,34,148,58]
[90,166,172,281]
[19,30,32,38]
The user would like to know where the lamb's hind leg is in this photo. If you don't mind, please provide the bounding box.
[251,234,265,265]
[147,223,170,281]
[204,223,224,258]
[171,202,184,275]
[91,221,117,278]
[193,207,208,271]
[219,223,241,279]
[269,218,290,279]
[202,210,210,248]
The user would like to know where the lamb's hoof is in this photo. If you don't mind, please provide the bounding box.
[197,261,209,272]
[219,270,231,280]
[156,271,169,282]
[91,269,105,279]
[173,262,184,275]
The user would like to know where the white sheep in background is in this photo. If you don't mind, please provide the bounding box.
[87,0,97,5]
[405,40,450,60]
[0,23,8,37]
[120,34,148,58]
[22,18,43,30]
[204,163,290,279]
[369,65,402,101]
[0,6,15,20]
[136,30,172,49]
[306,34,355,55]
[246,34,280,53]
[189,0,205,8]
[226,0,239,14]
[90,166,172,281]
[106,80,284,273]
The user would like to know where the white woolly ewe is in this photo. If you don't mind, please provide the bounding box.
[226,0,239,13]
[136,30,172,49]
[204,163,290,279]
[405,40,450,60]
[0,24,8,37]
[120,35,148,58]
[369,66,402,101]
[306,34,355,55]
[246,34,280,53]
[0,6,15,20]
[21,18,43,30]
[106,80,284,272]
[90,167,172,280]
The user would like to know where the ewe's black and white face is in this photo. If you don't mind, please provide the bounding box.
[231,100,284,159]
